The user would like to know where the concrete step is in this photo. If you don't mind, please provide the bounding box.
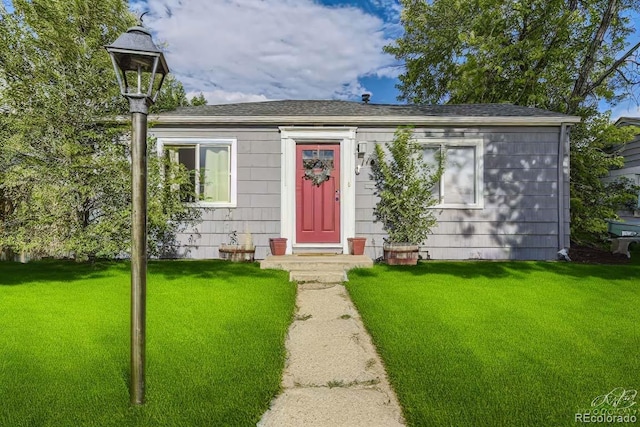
[285,263,359,272]
[292,246,342,255]
[260,255,373,272]
[289,270,347,283]
[261,254,373,283]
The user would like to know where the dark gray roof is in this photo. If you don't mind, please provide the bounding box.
[615,116,640,127]
[160,99,573,118]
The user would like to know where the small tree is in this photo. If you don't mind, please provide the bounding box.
[371,127,443,244]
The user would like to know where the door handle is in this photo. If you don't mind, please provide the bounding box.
[335,189,340,202]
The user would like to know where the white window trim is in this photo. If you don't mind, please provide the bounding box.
[157,137,238,208]
[418,137,484,209]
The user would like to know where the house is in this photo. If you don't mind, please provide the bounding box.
[150,100,580,260]
[606,117,640,220]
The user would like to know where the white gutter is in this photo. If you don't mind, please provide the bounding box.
[146,114,582,127]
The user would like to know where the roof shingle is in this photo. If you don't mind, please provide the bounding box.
[160,99,573,118]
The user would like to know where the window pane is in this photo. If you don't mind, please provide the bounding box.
[443,147,475,204]
[166,146,196,202]
[423,147,442,201]
[200,146,230,202]
[636,175,640,209]
[319,149,335,169]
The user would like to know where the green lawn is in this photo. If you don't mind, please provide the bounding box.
[346,260,640,427]
[0,260,296,427]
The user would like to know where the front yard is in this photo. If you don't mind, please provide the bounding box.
[0,260,296,427]
[346,260,640,426]
[2,256,638,426]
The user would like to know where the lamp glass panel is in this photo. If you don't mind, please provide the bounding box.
[123,69,144,95]
[120,68,164,96]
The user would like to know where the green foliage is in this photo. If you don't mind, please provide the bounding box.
[190,92,208,106]
[0,1,200,259]
[371,127,443,244]
[150,75,195,113]
[149,77,207,113]
[386,0,640,243]
[386,0,639,111]
[570,113,640,242]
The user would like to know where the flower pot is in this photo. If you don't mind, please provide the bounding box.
[347,237,367,255]
[383,243,419,265]
[269,237,288,256]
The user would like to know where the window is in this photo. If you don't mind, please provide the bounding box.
[161,139,237,206]
[636,174,640,210]
[421,139,483,208]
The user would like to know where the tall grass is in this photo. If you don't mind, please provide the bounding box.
[0,260,295,426]
[346,261,640,426]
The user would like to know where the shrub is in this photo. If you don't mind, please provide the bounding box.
[371,127,443,244]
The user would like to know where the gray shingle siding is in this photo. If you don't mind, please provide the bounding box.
[607,119,640,221]
[150,127,282,259]
[152,101,574,261]
[355,126,566,260]
[622,138,640,169]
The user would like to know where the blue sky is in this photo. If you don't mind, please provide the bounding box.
[132,0,404,105]
[2,0,638,117]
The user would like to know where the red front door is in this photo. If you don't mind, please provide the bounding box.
[296,144,340,243]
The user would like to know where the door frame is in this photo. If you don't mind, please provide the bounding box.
[279,126,357,255]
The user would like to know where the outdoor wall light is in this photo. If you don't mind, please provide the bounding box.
[357,142,367,156]
[356,142,368,175]
[106,25,169,406]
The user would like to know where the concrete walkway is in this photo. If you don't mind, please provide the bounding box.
[258,280,405,426]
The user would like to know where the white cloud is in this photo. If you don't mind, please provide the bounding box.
[611,101,640,121]
[143,0,396,104]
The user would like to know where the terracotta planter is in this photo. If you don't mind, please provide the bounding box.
[347,237,367,255]
[383,243,419,265]
[269,237,288,256]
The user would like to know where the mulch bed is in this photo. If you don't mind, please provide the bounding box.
[568,243,630,264]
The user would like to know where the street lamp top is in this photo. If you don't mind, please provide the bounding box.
[106,26,169,109]
[105,26,169,75]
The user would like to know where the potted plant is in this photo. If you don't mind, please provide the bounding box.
[371,127,443,265]
[347,237,367,255]
[269,237,288,256]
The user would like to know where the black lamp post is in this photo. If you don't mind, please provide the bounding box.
[105,26,169,406]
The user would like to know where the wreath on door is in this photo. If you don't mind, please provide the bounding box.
[303,158,332,186]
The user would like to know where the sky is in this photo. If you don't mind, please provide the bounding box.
[132,0,640,119]
[131,0,404,105]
